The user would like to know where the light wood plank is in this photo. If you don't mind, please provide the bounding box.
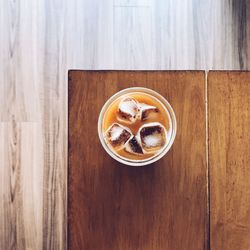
[0,0,68,249]
[209,72,250,249]
[0,123,12,248]
[39,1,67,249]
[20,123,43,250]
[114,6,153,69]
[0,122,43,249]
[152,0,250,70]
[114,0,152,6]
[0,1,40,122]
[0,1,12,122]
[65,0,114,69]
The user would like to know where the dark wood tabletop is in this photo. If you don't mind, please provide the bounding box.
[68,71,208,249]
[208,72,250,250]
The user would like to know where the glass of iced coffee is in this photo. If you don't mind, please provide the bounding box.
[98,87,176,166]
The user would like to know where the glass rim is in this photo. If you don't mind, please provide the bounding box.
[97,87,177,166]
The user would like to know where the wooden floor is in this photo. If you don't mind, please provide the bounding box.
[0,0,249,249]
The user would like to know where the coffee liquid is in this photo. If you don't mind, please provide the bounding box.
[103,92,171,160]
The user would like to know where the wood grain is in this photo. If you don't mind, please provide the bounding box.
[0,0,250,249]
[209,72,250,250]
[0,122,43,250]
[114,6,153,69]
[0,1,67,249]
[68,71,207,250]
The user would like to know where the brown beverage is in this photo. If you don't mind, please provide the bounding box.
[102,92,171,161]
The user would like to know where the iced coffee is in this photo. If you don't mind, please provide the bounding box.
[102,91,173,162]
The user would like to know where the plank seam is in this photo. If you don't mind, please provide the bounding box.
[205,71,210,250]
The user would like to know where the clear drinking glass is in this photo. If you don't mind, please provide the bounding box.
[98,87,177,166]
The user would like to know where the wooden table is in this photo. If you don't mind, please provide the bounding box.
[68,71,249,250]
[208,72,250,250]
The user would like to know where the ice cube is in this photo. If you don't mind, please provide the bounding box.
[139,122,166,152]
[105,123,132,150]
[117,97,139,123]
[125,136,143,155]
[139,103,159,121]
